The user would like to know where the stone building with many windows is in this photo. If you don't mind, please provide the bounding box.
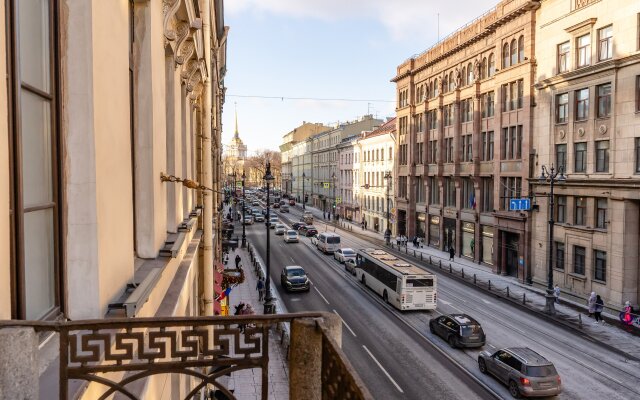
[531,0,640,308]
[392,0,540,280]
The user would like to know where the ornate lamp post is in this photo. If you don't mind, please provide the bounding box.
[539,164,566,315]
[263,162,276,314]
[384,171,392,242]
[302,172,306,210]
[241,170,246,248]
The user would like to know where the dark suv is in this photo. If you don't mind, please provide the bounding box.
[429,314,486,348]
[478,347,562,398]
[280,266,310,292]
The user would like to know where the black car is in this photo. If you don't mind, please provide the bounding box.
[299,225,318,237]
[280,266,310,292]
[429,314,486,348]
[292,222,307,231]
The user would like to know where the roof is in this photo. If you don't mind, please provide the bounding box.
[448,314,479,326]
[507,348,551,365]
[362,117,396,139]
[359,248,433,276]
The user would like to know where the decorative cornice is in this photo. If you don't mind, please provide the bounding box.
[176,40,195,66]
[163,0,181,42]
[181,59,199,82]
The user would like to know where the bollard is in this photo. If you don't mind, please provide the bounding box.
[413,250,416,257]
[522,293,526,304]
[578,313,583,329]
[506,286,510,297]
[488,280,491,291]
[439,260,442,269]
[462,269,464,279]
[429,256,432,264]
[420,253,423,261]
[405,246,408,254]
[449,263,452,273]
[473,274,476,284]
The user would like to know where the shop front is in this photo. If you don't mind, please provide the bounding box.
[481,225,494,265]
[416,213,426,238]
[444,218,456,251]
[429,215,440,247]
[461,222,475,259]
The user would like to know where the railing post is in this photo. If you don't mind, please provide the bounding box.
[462,269,464,279]
[506,286,510,297]
[439,260,442,269]
[290,314,342,400]
[523,292,526,304]
[578,313,583,328]
[420,253,423,260]
[413,250,416,257]
[488,280,491,291]
[0,327,38,399]
[449,263,452,273]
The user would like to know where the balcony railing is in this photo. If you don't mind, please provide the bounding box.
[0,312,372,400]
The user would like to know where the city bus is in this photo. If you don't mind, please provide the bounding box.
[355,248,437,311]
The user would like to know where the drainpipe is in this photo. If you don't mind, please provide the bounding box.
[202,0,213,317]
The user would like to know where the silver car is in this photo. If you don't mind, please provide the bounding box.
[274,224,287,235]
[334,248,356,264]
[284,230,299,243]
[478,347,562,398]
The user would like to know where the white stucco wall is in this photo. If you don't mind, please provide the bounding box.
[0,0,11,319]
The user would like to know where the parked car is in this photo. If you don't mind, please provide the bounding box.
[289,199,296,206]
[334,248,356,263]
[274,224,287,235]
[478,347,562,398]
[280,266,310,292]
[253,213,265,222]
[268,216,279,229]
[429,314,486,348]
[299,225,318,237]
[284,230,299,243]
[280,204,290,212]
[273,202,280,208]
[344,258,357,275]
[252,201,259,206]
[242,216,254,225]
[292,222,307,231]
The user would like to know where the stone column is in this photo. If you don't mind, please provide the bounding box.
[0,327,38,399]
[290,314,342,400]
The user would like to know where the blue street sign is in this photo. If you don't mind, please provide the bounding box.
[509,198,531,211]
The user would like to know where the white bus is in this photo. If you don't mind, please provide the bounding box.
[355,248,437,311]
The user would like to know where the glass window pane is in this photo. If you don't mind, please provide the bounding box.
[24,208,56,319]
[19,0,51,92]
[21,91,53,207]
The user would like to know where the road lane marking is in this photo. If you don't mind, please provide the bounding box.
[333,309,357,337]
[438,299,466,314]
[362,345,404,393]
[481,299,492,305]
[314,287,330,305]
[487,344,496,349]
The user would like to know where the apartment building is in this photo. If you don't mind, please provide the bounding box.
[392,0,540,280]
[280,122,331,196]
[531,0,640,307]
[357,118,396,233]
[337,135,358,220]
[0,1,227,397]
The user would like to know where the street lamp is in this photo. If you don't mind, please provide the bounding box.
[539,164,566,315]
[302,172,306,210]
[384,171,392,243]
[331,172,336,220]
[263,162,276,314]
[241,170,246,248]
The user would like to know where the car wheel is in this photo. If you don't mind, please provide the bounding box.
[478,359,487,374]
[447,335,457,348]
[383,290,388,303]
[508,380,521,398]
[361,275,366,285]
[429,323,436,334]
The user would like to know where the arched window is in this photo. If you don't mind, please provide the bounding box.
[467,62,474,83]
[503,43,510,68]
[461,66,466,86]
[518,35,525,62]
[481,57,487,79]
[443,75,448,93]
[426,83,431,99]
[510,39,517,65]
[449,71,454,91]
[489,53,495,76]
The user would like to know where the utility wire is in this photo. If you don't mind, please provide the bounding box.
[227,94,395,103]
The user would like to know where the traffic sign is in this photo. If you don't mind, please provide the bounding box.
[336,197,342,204]
[509,198,531,211]
[323,182,330,189]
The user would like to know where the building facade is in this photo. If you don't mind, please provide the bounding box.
[291,138,313,202]
[531,0,640,308]
[1,0,227,397]
[337,135,358,220]
[392,0,540,280]
[357,118,396,233]
[280,122,331,196]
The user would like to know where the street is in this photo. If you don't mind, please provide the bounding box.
[238,202,640,399]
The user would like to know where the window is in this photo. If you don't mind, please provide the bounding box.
[556,196,566,223]
[398,176,407,198]
[444,178,456,207]
[510,39,518,66]
[517,80,523,109]
[428,140,438,164]
[503,43,510,68]
[399,116,408,135]
[416,142,424,164]
[481,57,487,79]
[481,91,495,118]
[510,81,517,110]
[461,135,473,162]
[467,62,474,84]
[635,137,640,173]
[481,178,494,212]
[555,242,565,270]
[595,198,607,229]
[502,126,522,160]
[500,177,521,210]
[577,34,591,67]
[415,113,424,133]
[399,144,408,165]
[594,250,607,281]
[482,131,494,161]
[461,98,473,122]
[444,104,453,126]
[598,26,612,61]
[597,83,611,118]
[575,197,586,225]
[556,93,569,123]
[443,75,449,94]
[8,0,61,319]
[556,144,567,173]
[429,177,440,205]
[427,109,437,130]
[574,246,586,275]
[501,84,508,111]
[449,71,454,92]
[575,88,589,120]
[595,140,609,172]
[518,36,525,62]
[445,138,454,163]
[488,53,495,77]
[461,66,466,86]
[574,142,587,172]
[462,179,474,209]
[558,41,570,73]
[416,177,425,203]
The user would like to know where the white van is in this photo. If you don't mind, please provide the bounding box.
[316,232,341,254]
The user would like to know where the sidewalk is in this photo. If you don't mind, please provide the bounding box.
[224,246,289,400]
[292,203,640,360]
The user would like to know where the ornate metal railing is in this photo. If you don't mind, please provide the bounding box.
[0,312,372,400]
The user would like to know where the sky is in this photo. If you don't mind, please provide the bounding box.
[221,0,495,153]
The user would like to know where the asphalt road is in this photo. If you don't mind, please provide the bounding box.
[238,201,640,399]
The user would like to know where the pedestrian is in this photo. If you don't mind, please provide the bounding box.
[413,236,418,248]
[594,295,604,324]
[396,235,401,247]
[235,254,241,269]
[448,246,455,261]
[587,292,597,317]
[554,285,561,303]
[621,301,633,326]
[384,229,391,245]
[256,277,265,302]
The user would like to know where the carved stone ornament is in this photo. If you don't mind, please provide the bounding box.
[599,124,607,135]
[454,68,461,88]
[437,76,443,94]
[559,129,566,139]
[173,21,191,63]
[578,127,585,137]
[474,60,481,82]
[187,70,202,92]
[176,41,195,66]
[181,59,199,82]
[190,82,204,102]
[163,0,181,42]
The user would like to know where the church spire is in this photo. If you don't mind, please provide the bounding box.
[233,102,239,140]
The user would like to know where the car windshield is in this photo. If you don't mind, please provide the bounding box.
[525,365,557,377]
[276,225,285,229]
[460,325,482,336]
[306,226,316,230]
[286,231,297,236]
[342,249,355,256]
[327,237,340,244]
[287,269,305,277]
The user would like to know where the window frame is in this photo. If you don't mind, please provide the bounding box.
[555,144,567,173]
[595,140,609,173]
[597,83,611,118]
[573,246,586,275]
[595,198,607,229]
[577,33,591,68]
[598,25,613,61]
[555,242,565,270]
[556,195,566,223]
[575,197,586,226]
[575,88,589,121]
[574,142,587,173]
[556,93,569,124]
[594,250,607,282]
[558,41,570,73]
